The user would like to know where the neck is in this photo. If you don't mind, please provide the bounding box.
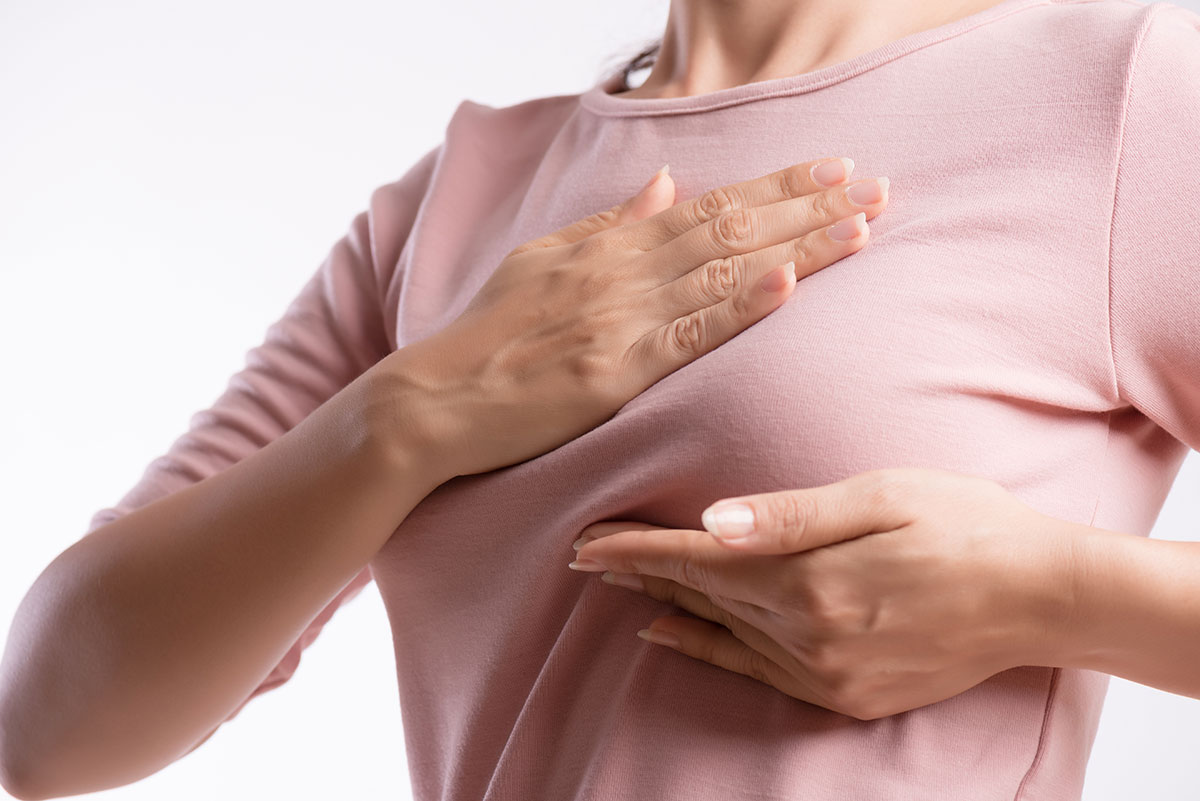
[624,0,1004,98]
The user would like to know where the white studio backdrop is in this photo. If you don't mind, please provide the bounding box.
[1,1,1197,799]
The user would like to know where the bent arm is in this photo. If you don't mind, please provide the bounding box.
[0,351,450,801]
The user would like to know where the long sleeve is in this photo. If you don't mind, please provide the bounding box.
[1108,2,1200,453]
[83,142,442,724]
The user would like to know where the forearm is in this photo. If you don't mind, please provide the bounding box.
[1047,524,1200,698]
[0,350,451,799]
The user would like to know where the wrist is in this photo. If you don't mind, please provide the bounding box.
[1024,520,1133,671]
[358,347,464,489]
[995,516,1116,671]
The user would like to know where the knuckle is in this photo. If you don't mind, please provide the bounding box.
[804,586,843,637]
[678,551,710,591]
[726,285,753,320]
[643,576,680,606]
[695,631,723,667]
[790,236,815,266]
[810,189,838,220]
[807,641,851,691]
[572,230,622,262]
[666,313,706,357]
[566,346,609,384]
[712,208,755,249]
[772,492,819,544]
[738,649,774,686]
[697,186,738,221]
[864,469,913,515]
[775,164,810,198]
[700,256,741,300]
[589,206,623,231]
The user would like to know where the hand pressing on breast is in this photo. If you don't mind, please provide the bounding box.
[378,157,888,481]
[568,467,1103,721]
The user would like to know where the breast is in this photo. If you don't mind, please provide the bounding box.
[366,205,1116,801]
[370,192,1113,656]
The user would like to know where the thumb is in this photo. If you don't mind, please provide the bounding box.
[699,471,914,554]
[512,164,674,254]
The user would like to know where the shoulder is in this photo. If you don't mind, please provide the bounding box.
[1036,0,1198,34]
[368,90,581,212]
[445,91,583,158]
[1001,1,1200,123]
[1051,1,1200,63]
[1106,1,1200,120]
[1125,2,1200,74]
[362,89,583,275]
[1005,1,1199,74]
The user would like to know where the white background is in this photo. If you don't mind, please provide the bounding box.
[1,1,1198,799]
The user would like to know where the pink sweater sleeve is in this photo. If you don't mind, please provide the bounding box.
[83,142,441,724]
[1109,3,1200,453]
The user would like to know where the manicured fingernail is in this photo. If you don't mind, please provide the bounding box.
[810,157,854,187]
[568,558,607,572]
[827,212,866,242]
[759,261,795,293]
[701,502,756,541]
[601,571,645,591]
[639,163,670,193]
[847,177,888,206]
[637,628,680,648]
[572,536,594,551]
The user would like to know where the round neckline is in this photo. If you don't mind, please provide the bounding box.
[580,0,1050,117]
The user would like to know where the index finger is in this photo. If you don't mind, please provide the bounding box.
[618,156,856,252]
[574,526,783,606]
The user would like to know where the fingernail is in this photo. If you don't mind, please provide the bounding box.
[810,157,853,187]
[827,213,866,242]
[639,163,670,194]
[572,535,594,551]
[759,261,795,293]
[637,628,681,648]
[701,502,756,541]
[568,558,607,572]
[847,177,888,206]
[601,571,645,591]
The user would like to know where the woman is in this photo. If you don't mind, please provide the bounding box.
[3,0,1198,799]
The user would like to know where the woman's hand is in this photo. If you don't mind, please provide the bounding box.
[569,467,1087,721]
[382,159,889,479]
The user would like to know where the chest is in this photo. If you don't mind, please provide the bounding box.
[386,111,1120,551]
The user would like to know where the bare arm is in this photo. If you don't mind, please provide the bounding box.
[1053,523,1200,701]
[0,350,450,800]
[0,151,881,799]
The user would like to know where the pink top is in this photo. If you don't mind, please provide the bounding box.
[87,0,1200,798]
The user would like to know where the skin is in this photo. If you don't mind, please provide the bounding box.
[570,469,1179,722]
[619,0,1013,100]
[0,158,889,799]
[558,0,1200,724]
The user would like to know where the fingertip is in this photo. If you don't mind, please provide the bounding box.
[628,172,676,221]
[647,167,676,204]
[758,261,796,295]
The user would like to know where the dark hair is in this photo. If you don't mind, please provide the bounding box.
[600,38,663,92]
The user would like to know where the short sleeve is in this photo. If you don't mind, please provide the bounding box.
[1108,2,1200,452]
[83,141,442,726]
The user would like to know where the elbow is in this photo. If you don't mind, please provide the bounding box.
[1,704,45,801]
[0,738,49,801]
[0,764,48,801]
